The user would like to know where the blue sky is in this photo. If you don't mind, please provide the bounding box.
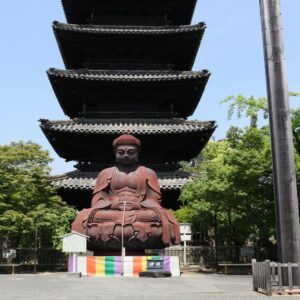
[0,1,299,174]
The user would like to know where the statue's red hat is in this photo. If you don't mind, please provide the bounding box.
[113,134,141,148]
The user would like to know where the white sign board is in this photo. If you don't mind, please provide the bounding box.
[180,223,192,243]
[180,234,192,242]
[179,223,192,235]
[62,231,88,253]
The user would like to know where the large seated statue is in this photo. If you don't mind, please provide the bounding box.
[72,134,180,252]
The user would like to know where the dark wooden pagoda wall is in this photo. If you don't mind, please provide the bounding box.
[62,0,197,26]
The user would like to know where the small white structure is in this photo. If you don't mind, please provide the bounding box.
[63,231,88,253]
[179,223,192,266]
[62,231,89,274]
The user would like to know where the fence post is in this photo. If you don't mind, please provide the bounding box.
[278,263,283,292]
[271,263,276,284]
[298,262,300,289]
[288,262,293,290]
[252,259,258,291]
[265,260,272,296]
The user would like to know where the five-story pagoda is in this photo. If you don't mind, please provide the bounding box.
[40,0,216,213]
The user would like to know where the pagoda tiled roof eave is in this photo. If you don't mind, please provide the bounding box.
[53,21,206,35]
[47,69,210,82]
[39,118,216,165]
[39,118,217,135]
[52,21,205,71]
[51,170,194,191]
[47,69,210,119]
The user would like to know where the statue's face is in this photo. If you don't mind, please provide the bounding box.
[115,144,139,166]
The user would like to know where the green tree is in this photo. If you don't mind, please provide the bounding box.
[291,108,300,153]
[221,93,300,153]
[221,93,300,193]
[0,141,76,249]
[176,126,281,259]
[176,94,300,259]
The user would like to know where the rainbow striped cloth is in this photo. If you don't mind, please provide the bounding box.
[69,256,180,277]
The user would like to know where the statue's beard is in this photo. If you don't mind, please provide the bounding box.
[116,156,139,166]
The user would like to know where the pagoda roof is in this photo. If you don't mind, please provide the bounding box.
[53,21,205,70]
[40,118,216,165]
[61,0,197,26]
[52,170,192,209]
[52,170,192,192]
[48,68,209,82]
[47,69,210,119]
[40,118,214,134]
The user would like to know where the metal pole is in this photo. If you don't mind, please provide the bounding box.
[259,0,300,263]
[121,201,127,276]
[183,240,187,266]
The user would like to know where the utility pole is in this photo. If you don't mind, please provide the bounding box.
[259,0,300,263]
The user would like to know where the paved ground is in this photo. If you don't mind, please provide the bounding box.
[0,272,274,300]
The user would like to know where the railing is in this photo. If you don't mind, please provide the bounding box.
[0,248,68,273]
[0,246,260,274]
[166,246,257,265]
[252,259,300,296]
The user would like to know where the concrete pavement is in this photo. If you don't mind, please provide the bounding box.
[0,272,271,300]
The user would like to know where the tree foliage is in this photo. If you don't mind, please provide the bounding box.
[0,141,76,249]
[221,93,300,154]
[175,94,300,259]
[176,126,278,252]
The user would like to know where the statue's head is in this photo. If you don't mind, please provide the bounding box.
[113,134,141,166]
